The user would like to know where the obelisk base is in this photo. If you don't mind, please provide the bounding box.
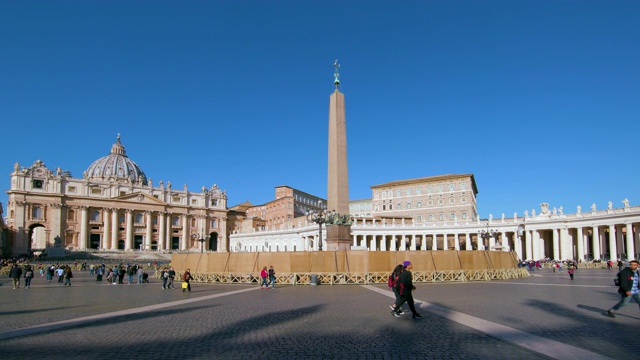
[326,225,352,251]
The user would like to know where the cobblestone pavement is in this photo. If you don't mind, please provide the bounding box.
[0,267,637,359]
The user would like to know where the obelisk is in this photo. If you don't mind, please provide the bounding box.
[326,60,351,250]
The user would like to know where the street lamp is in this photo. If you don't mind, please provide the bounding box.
[480,222,499,250]
[192,229,210,253]
[306,200,328,251]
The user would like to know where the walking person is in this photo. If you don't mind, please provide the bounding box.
[166,267,176,289]
[9,264,23,289]
[161,268,169,289]
[568,265,575,280]
[56,266,65,284]
[617,259,624,272]
[391,261,423,319]
[608,260,640,318]
[388,264,404,314]
[137,266,144,284]
[268,265,276,289]
[182,269,193,292]
[24,266,34,289]
[260,266,269,289]
[63,266,73,286]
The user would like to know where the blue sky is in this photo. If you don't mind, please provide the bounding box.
[1,1,638,218]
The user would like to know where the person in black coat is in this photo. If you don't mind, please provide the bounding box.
[9,264,23,289]
[390,261,423,319]
[608,260,640,318]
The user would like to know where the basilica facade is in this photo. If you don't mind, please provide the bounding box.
[5,136,228,256]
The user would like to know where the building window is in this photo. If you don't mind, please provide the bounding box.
[153,216,158,225]
[382,205,386,211]
[135,213,144,224]
[119,191,126,196]
[374,192,379,199]
[173,196,181,202]
[211,219,218,228]
[449,199,455,205]
[437,185,443,192]
[428,201,432,207]
[461,183,467,190]
[439,213,444,221]
[428,214,433,221]
[91,188,102,195]
[405,189,411,196]
[32,179,44,189]
[387,190,392,198]
[397,203,402,210]
[449,184,454,191]
[438,200,443,206]
[153,195,159,199]
[462,198,467,204]
[450,213,455,220]
[382,192,387,199]
[406,202,412,209]
[191,199,197,206]
[68,186,77,193]
[32,206,43,219]
[395,190,401,197]
[68,209,75,221]
[462,212,467,219]
[119,215,125,224]
[427,187,432,194]
[417,201,422,208]
[416,187,422,195]
[417,215,423,221]
[90,210,100,222]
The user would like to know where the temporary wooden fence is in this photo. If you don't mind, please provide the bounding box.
[171,250,529,285]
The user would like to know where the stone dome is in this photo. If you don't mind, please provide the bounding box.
[85,135,147,185]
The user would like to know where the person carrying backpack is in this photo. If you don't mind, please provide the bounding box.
[607,260,640,318]
[390,261,423,320]
[388,264,404,314]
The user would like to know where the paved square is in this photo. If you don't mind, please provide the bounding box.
[0,267,637,359]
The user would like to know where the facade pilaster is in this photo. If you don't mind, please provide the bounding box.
[145,211,153,251]
[125,209,133,250]
[181,214,189,250]
[111,210,119,250]
[103,208,111,250]
[50,203,64,247]
[79,206,89,250]
[158,212,166,251]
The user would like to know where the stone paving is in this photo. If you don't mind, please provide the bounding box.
[0,267,638,359]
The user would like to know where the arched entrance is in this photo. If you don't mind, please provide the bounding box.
[28,224,47,253]
[209,232,218,251]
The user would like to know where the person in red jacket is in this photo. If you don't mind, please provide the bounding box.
[260,266,269,289]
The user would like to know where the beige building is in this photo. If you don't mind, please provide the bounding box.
[370,174,478,224]
[245,186,326,231]
[5,136,228,256]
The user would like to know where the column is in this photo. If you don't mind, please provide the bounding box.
[50,204,64,248]
[454,233,460,250]
[500,231,508,251]
[515,233,522,260]
[525,230,532,260]
[379,235,387,251]
[399,235,406,251]
[592,226,601,260]
[125,209,133,250]
[608,224,617,261]
[443,232,448,251]
[166,213,173,250]
[145,211,153,251]
[552,228,559,260]
[181,214,189,250]
[158,212,166,251]
[421,234,427,250]
[465,232,471,251]
[576,227,584,261]
[489,233,496,251]
[79,206,89,250]
[432,234,438,251]
[559,228,570,260]
[410,235,417,250]
[103,208,111,250]
[390,235,397,251]
[532,230,540,259]
[111,210,119,250]
[626,223,635,260]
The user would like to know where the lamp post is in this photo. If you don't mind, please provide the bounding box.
[306,200,328,251]
[480,222,499,251]
[192,229,209,253]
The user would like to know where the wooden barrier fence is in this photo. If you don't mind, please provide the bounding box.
[171,250,530,285]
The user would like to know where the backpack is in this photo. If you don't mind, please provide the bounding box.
[614,271,621,286]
